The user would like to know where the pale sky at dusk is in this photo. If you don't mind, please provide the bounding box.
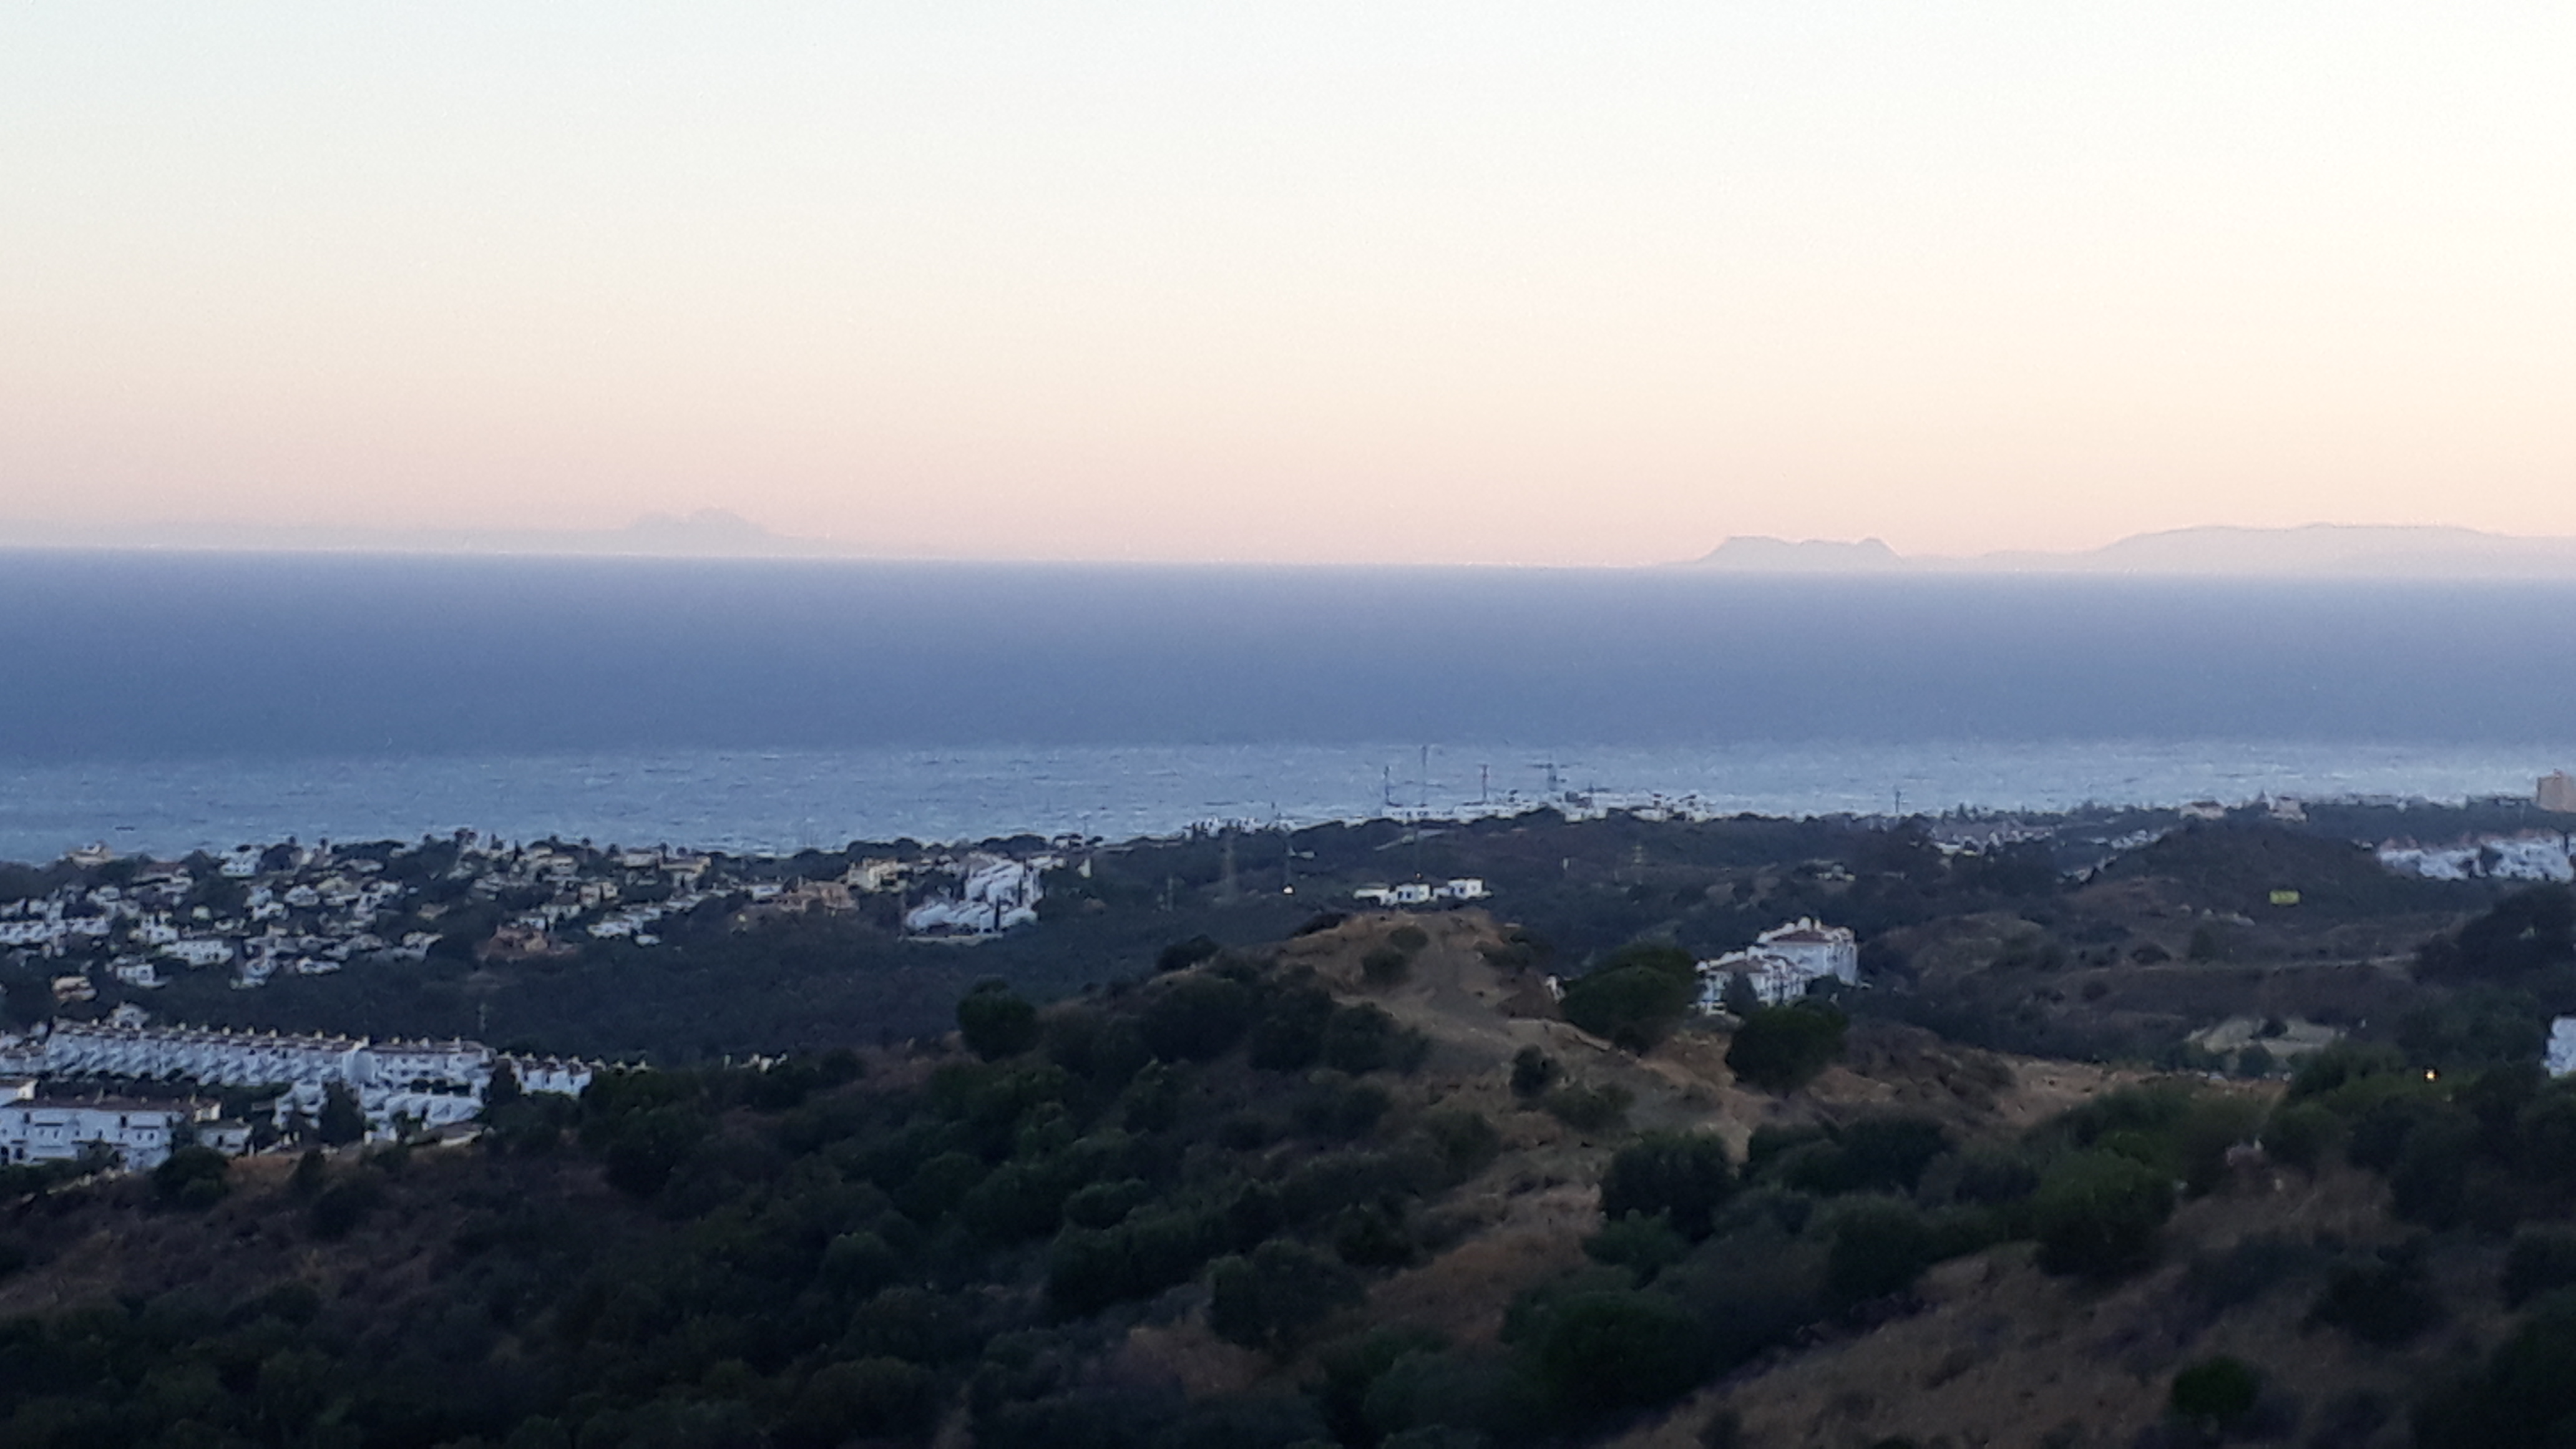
[4,4,2573,565]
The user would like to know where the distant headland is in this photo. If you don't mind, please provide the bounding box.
[1690,524,2576,579]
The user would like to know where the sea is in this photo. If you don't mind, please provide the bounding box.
[2,550,2569,862]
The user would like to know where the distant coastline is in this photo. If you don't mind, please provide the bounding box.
[1690,523,2576,578]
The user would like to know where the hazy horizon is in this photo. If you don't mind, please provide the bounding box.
[7,6,2574,565]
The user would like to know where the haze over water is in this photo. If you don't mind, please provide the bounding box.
[2,552,2567,860]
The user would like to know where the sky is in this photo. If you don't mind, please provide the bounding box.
[4,4,2574,566]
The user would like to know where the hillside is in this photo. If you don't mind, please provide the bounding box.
[14,899,2576,1447]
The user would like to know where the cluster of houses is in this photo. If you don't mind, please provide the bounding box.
[2376,830,2576,884]
[1352,879,1490,908]
[0,1020,596,1169]
[0,834,1083,1003]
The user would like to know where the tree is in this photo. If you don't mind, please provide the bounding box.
[1525,1290,1709,1419]
[1725,1002,1848,1092]
[1600,1132,1736,1241]
[484,1060,524,1114]
[151,1146,232,1210]
[1720,972,1760,1018]
[1141,975,1257,1061]
[1561,949,1697,1053]
[957,982,1041,1060]
[1823,1196,1936,1305]
[2032,1149,2175,1279]
[1208,1241,1363,1353]
[317,1082,367,1146]
[2170,1357,2260,1431]
[1509,1046,1559,1100]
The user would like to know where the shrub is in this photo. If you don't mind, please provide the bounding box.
[2032,1150,2174,1279]
[1584,1212,1690,1284]
[1823,1196,1937,1307]
[1523,1289,1709,1419]
[2506,1227,2576,1307]
[1601,1133,1737,1241]
[2263,1101,2339,1170]
[1542,1081,1632,1135]
[150,1146,232,1211]
[2413,1297,2576,1449]
[1421,1108,1501,1184]
[308,1176,383,1240]
[957,982,1041,1061]
[1208,1241,1364,1352]
[2170,1357,2260,1429]
[1247,985,1334,1071]
[1389,925,1430,953]
[1726,1002,1849,1093]
[1561,969,1692,1051]
[1362,947,1413,987]
[1509,1046,1559,1100]
[2310,1251,2438,1345]
[1295,1078,1393,1141]
[780,1358,935,1448]
[1322,1003,1410,1073]
[1158,935,1222,973]
[1141,975,1257,1061]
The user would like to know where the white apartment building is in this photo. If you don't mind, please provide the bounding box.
[0,1078,236,1171]
[1697,917,1861,1010]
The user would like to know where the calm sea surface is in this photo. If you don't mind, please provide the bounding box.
[2,552,2567,861]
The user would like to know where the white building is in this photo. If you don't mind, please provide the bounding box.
[2548,1017,2576,1078]
[1435,878,1490,902]
[1697,917,1861,1010]
[0,1078,239,1171]
[16,1022,595,1141]
[903,854,1050,937]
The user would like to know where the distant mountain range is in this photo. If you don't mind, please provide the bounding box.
[1691,524,2576,578]
[0,509,841,559]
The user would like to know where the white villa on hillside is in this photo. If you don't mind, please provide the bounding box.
[1697,917,1861,1010]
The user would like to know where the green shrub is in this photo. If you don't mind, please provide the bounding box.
[1725,1002,1849,1092]
[1421,1108,1501,1184]
[1208,1240,1364,1352]
[150,1146,232,1210]
[1295,1077,1393,1141]
[1822,1196,1937,1306]
[1562,964,1695,1052]
[780,1358,935,1448]
[2505,1227,2576,1307]
[1584,1212,1690,1284]
[1521,1289,1709,1418]
[2310,1251,2438,1345]
[1510,1046,1559,1100]
[1542,1081,1632,1135]
[1323,1003,1416,1074]
[1142,975,1258,1061]
[1389,925,1431,953]
[1247,985,1334,1071]
[2263,1101,2339,1170]
[2169,1356,2260,1428]
[1158,935,1223,973]
[1363,947,1414,986]
[2032,1151,2174,1279]
[957,982,1040,1061]
[1600,1133,1737,1241]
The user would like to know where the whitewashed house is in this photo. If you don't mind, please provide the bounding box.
[2548,1017,2576,1078]
[1697,918,1861,1011]
[0,1080,240,1171]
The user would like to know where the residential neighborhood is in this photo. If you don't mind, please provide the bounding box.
[0,831,1077,1003]
[0,1020,597,1168]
